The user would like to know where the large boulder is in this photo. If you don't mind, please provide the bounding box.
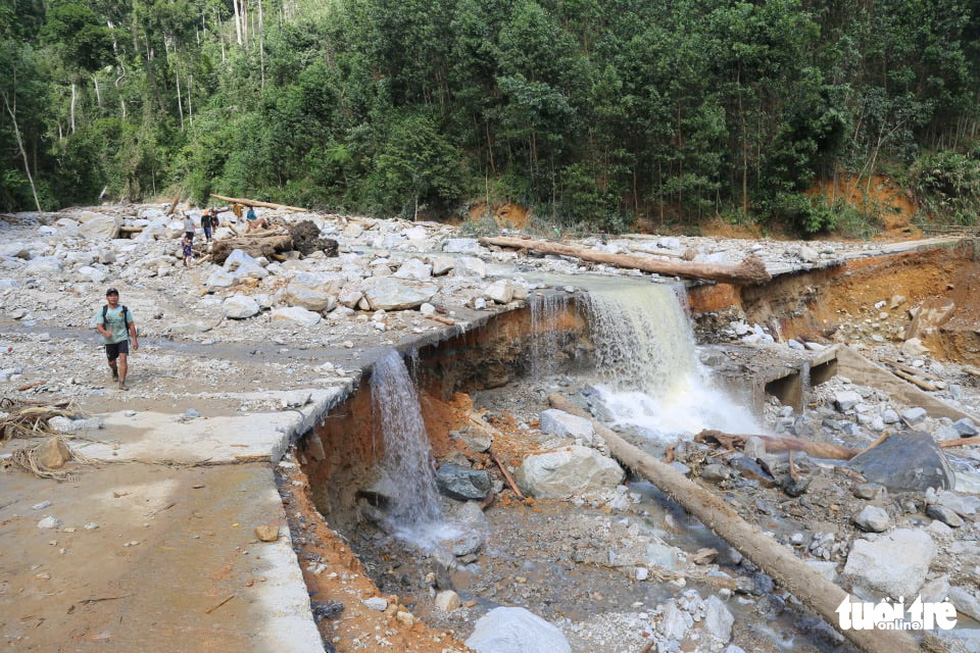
[465,607,571,653]
[77,212,121,240]
[223,295,260,319]
[539,409,594,440]
[843,528,935,598]
[443,238,485,254]
[847,431,953,492]
[393,258,432,281]
[454,256,486,279]
[362,277,437,311]
[516,446,624,499]
[284,272,342,311]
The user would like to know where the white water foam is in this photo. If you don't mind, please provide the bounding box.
[581,282,761,446]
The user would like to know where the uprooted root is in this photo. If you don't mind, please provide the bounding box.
[0,397,78,442]
[7,436,98,481]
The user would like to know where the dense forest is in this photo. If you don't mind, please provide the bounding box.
[2,0,979,233]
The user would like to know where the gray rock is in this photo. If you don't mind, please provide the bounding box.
[77,212,121,240]
[429,256,455,276]
[205,269,237,291]
[743,436,767,459]
[270,306,321,327]
[926,488,979,516]
[952,418,978,438]
[516,446,624,500]
[901,407,928,425]
[925,504,964,528]
[363,597,388,611]
[852,505,891,532]
[485,280,515,304]
[881,409,900,424]
[392,258,432,280]
[443,238,484,254]
[659,601,693,641]
[37,516,62,529]
[436,464,491,501]
[701,464,732,483]
[853,483,887,500]
[284,272,341,311]
[222,295,260,319]
[465,607,571,653]
[948,586,980,622]
[539,409,594,440]
[362,277,438,311]
[454,256,487,278]
[843,529,935,598]
[703,595,734,643]
[846,431,953,492]
[834,390,862,412]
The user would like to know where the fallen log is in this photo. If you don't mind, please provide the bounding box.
[891,368,938,392]
[694,429,861,460]
[879,359,943,382]
[548,393,918,653]
[209,193,308,213]
[210,231,292,265]
[940,436,980,449]
[479,236,771,285]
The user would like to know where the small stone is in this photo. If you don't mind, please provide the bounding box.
[83,522,99,531]
[36,437,71,470]
[925,504,964,528]
[635,567,649,581]
[852,506,890,532]
[435,590,461,612]
[37,516,62,529]
[32,500,52,511]
[853,483,886,500]
[254,524,280,542]
[363,597,388,611]
[701,464,731,483]
[395,610,414,627]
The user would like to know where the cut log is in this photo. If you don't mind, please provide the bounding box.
[694,429,861,460]
[879,359,943,381]
[166,193,181,216]
[210,231,292,265]
[940,436,980,449]
[548,393,918,653]
[479,236,770,285]
[209,193,308,213]
[890,368,938,392]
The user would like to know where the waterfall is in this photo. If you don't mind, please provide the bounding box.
[528,292,571,378]
[581,281,761,445]
[370,349,443,528]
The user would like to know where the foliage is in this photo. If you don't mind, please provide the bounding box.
[1,0,979,234]
[907,149,980,225]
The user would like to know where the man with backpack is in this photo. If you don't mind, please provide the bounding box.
[94,288,139,390]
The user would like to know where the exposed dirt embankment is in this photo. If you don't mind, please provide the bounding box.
[690,240,980,365]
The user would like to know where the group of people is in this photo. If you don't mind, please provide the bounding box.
[102,203,271,389]
[179,204,267,266]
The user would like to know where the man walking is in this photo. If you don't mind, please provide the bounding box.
[95,288,139,390]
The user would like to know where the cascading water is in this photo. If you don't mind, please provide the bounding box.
[370,349,443,530]
[528,292,572,378]
[581,280,761,445]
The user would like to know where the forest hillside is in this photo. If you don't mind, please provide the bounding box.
[2,0,979,234]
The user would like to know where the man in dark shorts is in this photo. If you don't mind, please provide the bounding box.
[94,288,139,390]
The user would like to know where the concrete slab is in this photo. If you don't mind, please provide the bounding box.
[69,388,345,464]
[0,463,323,652]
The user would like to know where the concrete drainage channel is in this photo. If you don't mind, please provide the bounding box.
[283,246,980,653]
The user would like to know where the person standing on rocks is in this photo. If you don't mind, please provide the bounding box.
[183,213,195,241]
[201,209,215,243]
[94,288,139,390]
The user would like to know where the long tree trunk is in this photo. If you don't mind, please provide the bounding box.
[1,89,42,212]
[232,0,243,45]
[548,394,919,653]
[258,0,265,88]
[480,236,771,285]
[70,82,77,134]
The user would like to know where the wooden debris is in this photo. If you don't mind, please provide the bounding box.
[548,393,918,653]
[890,368,938,391]
[940,437,980,449]
[210,230,292,265]
[963,365,980,379]
[479,236,771,285]
[205,594,235,614]
[694,429,861,460]
[425,315,456,326]
[879,359,943,381]
[489,450,524,501]
[209,193,308,213]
